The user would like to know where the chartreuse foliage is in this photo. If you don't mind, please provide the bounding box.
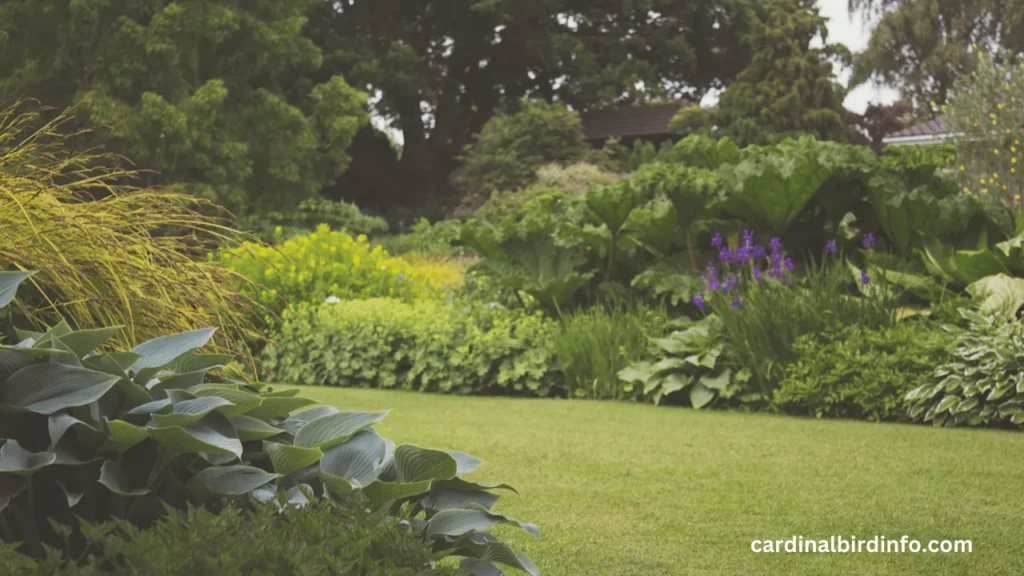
[0,103,262,358]
[220,225,443,319]
[0,273,539,575]
[265,299,559,397]
[906,308,1024,429]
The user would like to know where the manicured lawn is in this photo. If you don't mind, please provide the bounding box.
[292,386,1024,576]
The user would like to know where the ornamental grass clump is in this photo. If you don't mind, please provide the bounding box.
[0,102,262,357]
[699,230,898,399]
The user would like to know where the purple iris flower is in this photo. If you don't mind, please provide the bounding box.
[784,257,794,272]
[826,239,837,254]
[724,275,740,293]
[753,266,762,283]
[711,232,723,248]
[730,297,743,309]
[708,276,722,291]
[719,247,734,264]
[860,268,871,285]
[743,229,754,247]
[770,237,782,251]
[694,293,705,309]
[862,233,875,250]
[751,245,766,260]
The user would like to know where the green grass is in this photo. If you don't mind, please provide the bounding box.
[293,386,1024,575]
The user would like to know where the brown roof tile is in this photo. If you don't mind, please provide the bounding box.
[581,102,690,140]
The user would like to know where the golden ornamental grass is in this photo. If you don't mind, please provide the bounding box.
[0,101,264,361]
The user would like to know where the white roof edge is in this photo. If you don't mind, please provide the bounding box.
[882,132,963,145]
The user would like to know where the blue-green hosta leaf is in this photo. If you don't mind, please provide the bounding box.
[130,328,217,374]
[170,352,234,374]
[319,429,387,494]
[186,465,280,500]
[0,349,32,383]
[362,479,432,508]
[617,362,656,385]
[101,419,149,453]
[0,474,25,512]
[448,451,482,475]
[231,416,284,442]
[422,486,500,512]
[54,327,123,357]
[48,413,101,450]
[659,373,691,397]
[98,460,149,497]
[187,387,262,419]
[293,411,389,450]
[148,370,209,396]
[431,478,518,495]
[281,406,341,435]
[264,442,323,476]
[426,504,540,539]
[0,440,56,476]
[0,271,33,309]
[56,481,83,508]
[689,382,715,409]
[148,412,242,457]
[245,395,317,421]
[395,445,458,483]
[461,542,540,576]
[123,398,172,419]
[1,364,118,415]
[152,396,234,428]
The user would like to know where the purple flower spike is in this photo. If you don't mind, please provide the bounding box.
[708,276,722,291]
[860,268,871,285]
[826,239,837,255]
[784,257,794,271]
[711,232,723,248]
[753,266,762,282]
[730,297,743,309]
[751,245,766,260]
[743,229,755,247]
[718,247,733,264]
[724,275,740,293]
[770,237,782,251]
[694,292,705,309]
[862,233,875,250]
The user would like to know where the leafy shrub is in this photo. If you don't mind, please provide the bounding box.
[264,299,560,397]
[457,101,587,197]
[376,219,466,258]
[534,163,622,196]
[619,315,751,408]
[0,273,539,575]
[398,253,473,293]
[0,103,261,357]
[243,197,389,244]
[906,309,1024,428]
[775,322,953,421]
[474,185,568,222]
[219,225,442,319]
[0,502,458,575]
[551,301,671,400]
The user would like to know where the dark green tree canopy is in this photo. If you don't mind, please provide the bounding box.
[0,0,369,215]
[308,0,759,204]
[671,0,850,146]
[850,0,1024,110]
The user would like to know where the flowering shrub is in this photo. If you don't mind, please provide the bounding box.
[698,230,897,399]
[220,225,442,318]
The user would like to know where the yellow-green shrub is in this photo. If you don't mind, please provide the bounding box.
[220,225,442,317]
[399,251,474,292]
[0,102,261,357]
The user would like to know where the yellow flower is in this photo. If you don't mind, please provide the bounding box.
[1014,158,1019,164]
[980,178,987,184]
[998,103,1005,110]
[274,226,283,236]
[960,165,966,172]
[993,173,999,179]
[357,234,368,243]
[1013,147,1018,153]
[963,186,972,193]
[1016,195,1022,201]
[982,188,989,194]
[994,149,1000,155]
[353,255,361,265]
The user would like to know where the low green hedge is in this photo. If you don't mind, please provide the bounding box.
[0,502,459,575]
[774,321,953,421]
[265,299,561,396]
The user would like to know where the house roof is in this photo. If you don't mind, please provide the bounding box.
[883,117,954,145]
[581,102,688,141]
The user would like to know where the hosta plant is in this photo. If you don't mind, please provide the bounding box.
[618,315,750,408]
[0,272,539,575]
[905,308,1024,429]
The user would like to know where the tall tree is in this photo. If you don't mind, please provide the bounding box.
[307,0,758,207]
[850,0,1024,111]
[0,0,369,216]
[671,0,850,146]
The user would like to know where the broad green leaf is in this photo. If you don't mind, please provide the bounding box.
[461,542,540,576]
[319,429,387,493]
[152,396,234,428]
[617,362,655,384]
[189,387,262,419]
[953,249,1007,284]
[586,181,637,234]
[422,486,500,512]
[98,460,149,497]
[426,505,540,539]
[148,370,209,395]
[171,352,234,374]
[0,271,34,309]
[130,328,217,373]
[245,395,317,421]
[231,416,284,442]
[659,373,691,397]
[448,451,482,475]
[689,383,715,409]
[293,411,389,449]
[362,479,432,508]
[0,440,55,476]
[187,465,280,499]
[264,442,323,476]
[56,327,123,357]
[0,349,32,383]
[123,398,172,418]
[700,369,732,391]
[56,481,83,508]
[431,477,518,495]
[395,445,458,483]
[966,274,1024,319]
[102,419,149,453]
[48,414,100,450]
[148,412,242,457]
[1,364,118,415]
